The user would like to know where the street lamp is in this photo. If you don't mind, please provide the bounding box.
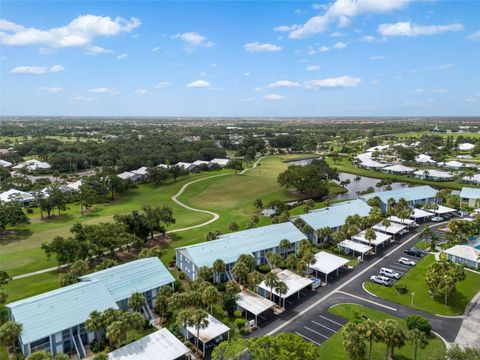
[411,291,415,305]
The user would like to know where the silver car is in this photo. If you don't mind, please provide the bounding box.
[398,257,416,266]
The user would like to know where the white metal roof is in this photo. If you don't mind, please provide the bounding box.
[458,143,475,151]
[117,171,138,180]
[429,205,457,215]
[338,240,372,254]
[0,188,34,203]
[411,208,434,219]
[108,329,189,360]
[185,314,230,344]
[444,245,480,263]
[373,222,407,235]
[132,166,148,176]
[352,230,391,246]
[382,164,416,173]
[307,251,349,275]
[210,158,230,166]
[463,174,480,183]
[0,159,12,167]
[356,152,388,168]
[258,270,313,299]
[388,216,416,226]
[66,180,82,191]
[413,169,453,179]
[236,290,275,316]
[415,154,436,164]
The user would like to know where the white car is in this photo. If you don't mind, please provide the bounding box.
[431,216,443,222]
[379,267,402,280]
[398,257,416,267]
[370,275,392,286]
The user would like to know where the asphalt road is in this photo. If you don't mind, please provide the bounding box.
[250,220,464,344]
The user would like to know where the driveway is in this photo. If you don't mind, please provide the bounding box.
[454,290,480,347]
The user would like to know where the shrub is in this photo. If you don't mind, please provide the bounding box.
[234,318,246,331]
[256,264,271,274]
[178,272,186,280]
[234,310,242,318]
[394,284,408,294]
[406,314,432,335]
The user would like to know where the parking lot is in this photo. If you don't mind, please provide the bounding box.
[292,311,346,345]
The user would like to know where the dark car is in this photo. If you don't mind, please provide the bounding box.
[404,248,423,257]
[413,247,429,256]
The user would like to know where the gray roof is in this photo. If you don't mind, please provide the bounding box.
[460,187,480,200]
[361,185,437,204]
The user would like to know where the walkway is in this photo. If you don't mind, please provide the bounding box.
[454,291,480,347]
[12,157,266,280]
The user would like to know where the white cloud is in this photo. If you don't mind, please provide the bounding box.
[10,64,64,75]
[257,76,361,92]
[378,22,464,37]
[71,96,93,101]
[243,72,251,76]
[263,94,285,101]
[330,31,346,37]
[244,42,282,53]
[359,35,376,42]
[333,41,347,49]
[312,3,328,10]
[186,80,211,89]
[0,15,140,48]
[369,55,392,60]
[38,86,63,93]
[172,32,214,52]
[432,88,448,94]
[84,45,112,56]
[154,81,171,89]
[306,65,320,71]
[88,87,113,94]
[409,64,452,73]
[134,89,147,96]
[151,46,161,52]
[274,25,300,32]
[467,30,480,41]
[290,0,409,39]
[116,53,128,59]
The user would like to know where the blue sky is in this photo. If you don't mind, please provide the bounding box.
[1,0,479,117]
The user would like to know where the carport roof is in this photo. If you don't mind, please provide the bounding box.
[338,240,372,254]
[411,208,434,219]
[185,314,229,344]
[352,230,391,246]
[236,290,275,316]
[388,216,416,226]
[429,205,457,215]
[373,222,407,235]
[308,251,349,275]
[258,270,313,299]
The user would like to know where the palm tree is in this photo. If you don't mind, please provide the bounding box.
[128,292,146,313]
[0,321,22,356]
[274,281,289,308]
[286,253,297,270]
[266,251,283,270]
[316,227,333,244]
[263,272,279,301]
[331,230,347,246]
[247,271,264,290]
[381,218,391,234]
[342,322,367,360]
[190,309,209,351]
[379,319,406,360]
[85,311,104,347]
[106,320,124,347]
[407,329,429,360]
[301,249,316,275]
[421,226,433,240]
[176,309,193,341]
[360,320,381,360]
[232,260,249,285]
[212,259,226,284]
[202,286,221,314]
[198,266,213,281]
[364,228,377,249]
[279,239,292,259]
[441,274,456,305]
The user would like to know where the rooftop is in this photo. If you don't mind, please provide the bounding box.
[460,187,480,200]
[258,269,313,299]
[338,240,372,254]
[307,251,349,275]
[361,185,437,204]
[108,329,189,360]
[352,230,392,245]
[176,222,306,267]
[299,199,371,231]
[236,290,275,316]
[185,314,230,344]
[372,222,407,235]
[414,169,453,178]
[7,281,118,345]
[80,257,174,302]
[411,208,434,219]
[382,164,416,173]
[444,245,480,263]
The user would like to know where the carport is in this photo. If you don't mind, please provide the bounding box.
[352,230,391,251]
[373,222,407,238]
[257,270,313,308]
[428,205,457,217]
[183,314,230,354]
[411,208,434,222]
[388,216,417,228]
[307,251,349,284]
[236,290,275,325]
[338,240,372,261]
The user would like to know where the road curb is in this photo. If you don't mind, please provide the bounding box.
[361,282,378,298]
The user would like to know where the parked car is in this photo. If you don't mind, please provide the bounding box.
[370,275,392,286]
[431,216,443,222]
[380,267,402,280]
[398,257,416,266]
[404,248,423,257]
[413,247,429,256]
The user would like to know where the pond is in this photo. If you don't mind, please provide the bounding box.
[285,156,322,166]
[332,172,407,201]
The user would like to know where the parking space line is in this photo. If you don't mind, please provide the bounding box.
[318,315,344,327]
[389,264,408,271]
[304,326,329,339]
[336,290,398,311]
[312,320,337,332]
[295,332,321,345]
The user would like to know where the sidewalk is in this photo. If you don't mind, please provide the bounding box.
[454,291,480,347]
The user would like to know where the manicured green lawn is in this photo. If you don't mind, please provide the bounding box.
[3,271,62,303]
[320,304,446,360]
[326,156,470,190]
[364,254,480,316]
[395,131,480,140]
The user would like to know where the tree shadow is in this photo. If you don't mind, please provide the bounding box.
[0,228,34,245]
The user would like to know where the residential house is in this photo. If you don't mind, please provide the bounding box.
[413,169,454,181]
[0,188,35,204]
[444,245,480,269]
[460,187,480,207]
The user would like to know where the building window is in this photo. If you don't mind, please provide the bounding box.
[30,336,50,353]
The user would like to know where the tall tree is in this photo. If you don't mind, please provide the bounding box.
[263,272,279,301]
[407,329,428,360]
[379,319,406,360]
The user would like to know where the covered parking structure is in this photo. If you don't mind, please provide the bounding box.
[307,251,349,284]
[338,240,372,261]
[183,314,230,355]
[236,290,275,325]
[388,216,417,228]
[411,208,434,222]
[373,222,408,238]
[257,270,313,308]
[427,205,457,217]
[108,328,190,360]
[351,230,391,251]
